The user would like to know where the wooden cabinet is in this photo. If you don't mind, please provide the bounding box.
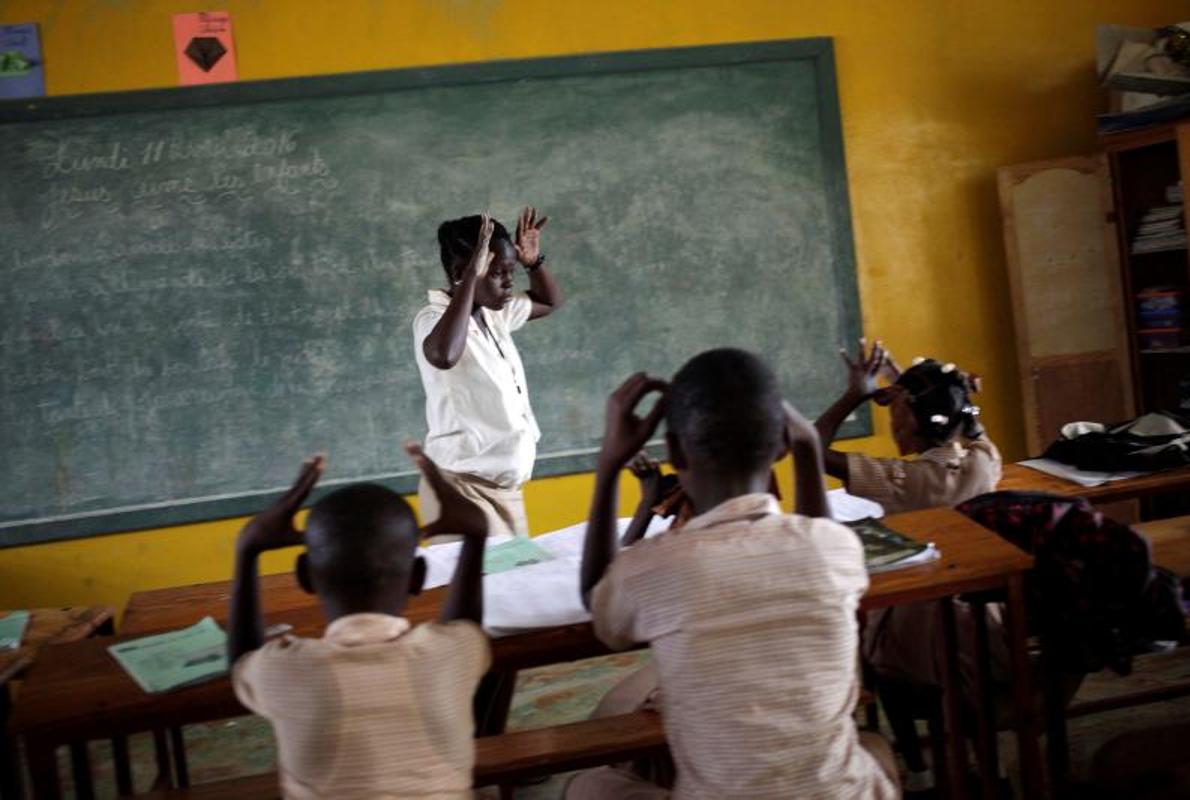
[998,156,1134,456]
[999,120,1190,456]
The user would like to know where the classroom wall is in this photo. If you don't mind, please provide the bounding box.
[1,0,1184,613]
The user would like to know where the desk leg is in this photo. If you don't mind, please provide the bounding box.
[1040,630,1070,797]
[1006,574,1045,798]
[0,685,23,800]
[474,670,517,737]
[971,600,1000,800]
[25,739,61,800]
[69,742,94,800]
[938,598,969,799]
[111,735,133,796]
[169,726,190,787]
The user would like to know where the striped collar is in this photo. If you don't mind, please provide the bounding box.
[681,493,784,533]
[324,613,411,645]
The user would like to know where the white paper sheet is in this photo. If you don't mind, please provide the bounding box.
[417,502,888,637]
[417,518,672,635]
[1018,458,1145,488]
[827,488,885,521]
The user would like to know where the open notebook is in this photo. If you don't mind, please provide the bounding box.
[109,617,228,693]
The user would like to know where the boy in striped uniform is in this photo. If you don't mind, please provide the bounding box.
[573,350,898,799]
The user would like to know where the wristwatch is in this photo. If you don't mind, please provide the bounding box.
[525,253,546,271]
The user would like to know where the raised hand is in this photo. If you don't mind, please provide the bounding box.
[878,347,903,384]
[514,206,549,267]
[783,401,829,519]
[462,212,495,281]
[598,373,668,473]
[236,455,324,555]
[628,452,665,504]
[840,337,886,399]
[404,441,488,541]
[782,400,821,449]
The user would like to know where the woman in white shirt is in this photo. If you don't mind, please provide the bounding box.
[412,208,563,538]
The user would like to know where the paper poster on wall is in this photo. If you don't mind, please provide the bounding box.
[172,11,238,85]
[0,23,46,99]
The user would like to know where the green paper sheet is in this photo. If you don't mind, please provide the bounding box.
[483,537,555,575]
[0,610,30,651]
[108,616,228,693]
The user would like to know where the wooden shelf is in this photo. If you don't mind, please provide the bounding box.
[1140,347,1190,355]
[1131,245,1187,256]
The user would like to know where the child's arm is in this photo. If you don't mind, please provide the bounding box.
[228,455,324,664]
[514,207,564,320]
[784,402,830,519]
[422,215,494,369]
[404,442,490,625]
[815,339,887,481]
[619,454,669,546]
[581,374,668,608]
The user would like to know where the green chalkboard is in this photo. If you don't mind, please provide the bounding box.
[0,39,865,547]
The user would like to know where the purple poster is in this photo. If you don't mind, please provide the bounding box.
[0,23,45,99]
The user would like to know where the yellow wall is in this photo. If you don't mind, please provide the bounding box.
[1,0,1184,614]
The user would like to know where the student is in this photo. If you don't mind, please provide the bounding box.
[620,454,781,546]
[414,208,563,538]
[815,339,1000,514]
[228,446,490,799]
[572,350,899,799]
[815,340,1002,792]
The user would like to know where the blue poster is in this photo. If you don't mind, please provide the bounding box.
[0,23,45,99]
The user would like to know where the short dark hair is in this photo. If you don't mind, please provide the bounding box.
[897,358,983,446]
[666,348,785,475]
[305,483,419,601]
[437,215,513,282]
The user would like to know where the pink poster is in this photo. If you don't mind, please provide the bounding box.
[172,11,237,85]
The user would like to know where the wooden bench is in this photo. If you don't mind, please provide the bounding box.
[132,710,668,797]
[1137,514,1190,579]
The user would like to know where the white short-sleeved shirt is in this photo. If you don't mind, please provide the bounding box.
[590,493,897,800]
[413,289,540,488]
[232,614,490,800]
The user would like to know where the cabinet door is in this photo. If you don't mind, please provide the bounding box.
[998,155,1135,455]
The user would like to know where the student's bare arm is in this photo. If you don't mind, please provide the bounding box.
[514,206,564,320]
[815,339,887,482]
[405,442,490,625]
[581,374,668,608]
[228,456,324,663]
[783,402,830,519]
[620,454,666,547]
[422,215,495,369]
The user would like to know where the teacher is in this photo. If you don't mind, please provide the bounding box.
[413,208,563,538]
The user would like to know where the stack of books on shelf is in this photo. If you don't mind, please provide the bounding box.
[1132,183,1186,254]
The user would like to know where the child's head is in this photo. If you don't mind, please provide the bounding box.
[437,214,519,310]
[297,483,426,616]
[878,358,983,455]
[665,348,785,491]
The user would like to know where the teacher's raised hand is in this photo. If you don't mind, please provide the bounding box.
[514,206,549,267]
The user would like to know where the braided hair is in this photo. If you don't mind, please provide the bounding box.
[436,215,512,283]
[896,358,983,447]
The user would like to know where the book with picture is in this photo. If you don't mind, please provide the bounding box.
[846,517,939,573]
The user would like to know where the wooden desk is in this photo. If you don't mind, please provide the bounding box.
[0,607,114,800]
[123,507,1032,631]
[14,509,1038,799]
[998,462,1190,504]
[0,607,114,685]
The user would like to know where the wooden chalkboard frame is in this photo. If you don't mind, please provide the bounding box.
[0,38,863,545]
